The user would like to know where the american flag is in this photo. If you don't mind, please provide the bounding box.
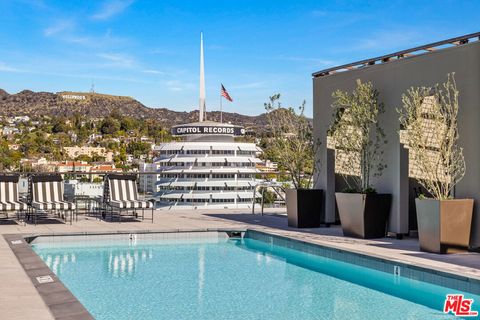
[221,84,233,102]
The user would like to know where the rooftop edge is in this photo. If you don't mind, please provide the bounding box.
[312,32,480,78]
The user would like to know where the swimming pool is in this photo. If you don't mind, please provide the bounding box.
[31,231,475,319]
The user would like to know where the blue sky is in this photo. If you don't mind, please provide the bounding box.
[0,0,478,116]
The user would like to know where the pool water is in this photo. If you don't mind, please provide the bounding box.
[31,234,471,319]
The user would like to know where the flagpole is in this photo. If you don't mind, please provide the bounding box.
[220,87,223,123]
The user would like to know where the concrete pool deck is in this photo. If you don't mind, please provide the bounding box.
[1,208,480,319]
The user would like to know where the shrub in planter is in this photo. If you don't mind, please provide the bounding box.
[399,73,472,253]
[264,95,322,228]
[329,80,391,239]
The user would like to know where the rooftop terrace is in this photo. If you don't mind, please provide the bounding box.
[1,209,480,319]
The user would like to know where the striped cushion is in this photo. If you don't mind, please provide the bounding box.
[109,179,139,201]
[0,180,26,211]
[107,177,151,209]
[32,201,75,210]
[32,180,75,210]
[109,200,153,209]
[0,201,27,211]
[33,181,64,203]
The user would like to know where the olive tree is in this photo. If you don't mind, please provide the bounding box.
[264,94,320,189]
[398,73,465,200]
[329,80,387,193]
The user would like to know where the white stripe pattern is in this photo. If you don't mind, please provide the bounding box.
[107,178,152,209]
[0,181,27,211]
[32,181,75,210]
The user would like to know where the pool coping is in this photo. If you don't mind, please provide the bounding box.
[246,229,480,295]
[3,228,245,320]
[5,228,480,319]
[3,233,93,320]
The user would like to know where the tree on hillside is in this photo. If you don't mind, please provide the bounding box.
[0,139,22,170]
[100,117,120,135]
[52,117,69,133]
[127,141,151,158]
[120,116,137,132]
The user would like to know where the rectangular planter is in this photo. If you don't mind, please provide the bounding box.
[286,189,323,228]
[415,198,474,253]
[335,193,391,239]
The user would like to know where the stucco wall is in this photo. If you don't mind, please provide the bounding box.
[313,41,480,247]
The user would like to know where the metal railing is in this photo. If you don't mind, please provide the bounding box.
[1,171,290,209]
[312,32,480,78]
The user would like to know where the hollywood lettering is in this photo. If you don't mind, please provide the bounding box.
[172,125,245,136]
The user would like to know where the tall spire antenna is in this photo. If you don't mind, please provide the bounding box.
[199,32,206,122]
[90,80,95,94]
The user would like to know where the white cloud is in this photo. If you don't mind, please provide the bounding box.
[43,20,74,36]
[166,80,182,92]
[41,71,150,83]
[97,53,136,68]
[91,0,134,20]
[0,60,149,83]
[275,55,335,66]
[165,80,195,92]
[142,69,166,75]
[0,62,22,72]
[43,20,129,48]
[149,48,175,55]
[66,32,129,48]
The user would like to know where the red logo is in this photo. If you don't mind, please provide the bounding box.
[444,294,478,317]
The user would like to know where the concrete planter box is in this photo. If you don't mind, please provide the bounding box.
[335,193,391,239]
[286,189,323,228]
[415,198,474,253]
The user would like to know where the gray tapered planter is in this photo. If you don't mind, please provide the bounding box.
[286,189,323,228]
[335,192,391,239]
[416,198,473,253]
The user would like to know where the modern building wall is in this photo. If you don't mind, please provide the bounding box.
[150,140,261,209]
[313,41,480,247]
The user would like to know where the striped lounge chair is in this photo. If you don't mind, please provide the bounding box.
[27,174,76,225]
[104,174,154,223]
[0,175,27,220]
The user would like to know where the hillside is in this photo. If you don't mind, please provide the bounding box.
[0,89,269,131]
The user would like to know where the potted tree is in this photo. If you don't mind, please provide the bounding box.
[264,94,322,228]
[398,73,472,253]
[329,80,390,239]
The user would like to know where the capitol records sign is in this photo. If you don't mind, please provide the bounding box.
[172,125,245,136]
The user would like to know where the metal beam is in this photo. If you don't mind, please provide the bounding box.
[313,32,480,78]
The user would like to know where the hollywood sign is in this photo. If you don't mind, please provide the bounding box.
[172,125,245,136]
[61,95,86,100]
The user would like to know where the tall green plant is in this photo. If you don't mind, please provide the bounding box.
[329,80,387,193]
[398,73,465,200]
[264,94,320,189]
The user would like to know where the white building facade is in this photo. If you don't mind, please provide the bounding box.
[139,33,262,208]
[140,121,262,209]
[64,180,103,198]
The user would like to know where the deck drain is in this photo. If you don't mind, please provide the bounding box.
[36,275,54,284]
[10,240,23,245]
